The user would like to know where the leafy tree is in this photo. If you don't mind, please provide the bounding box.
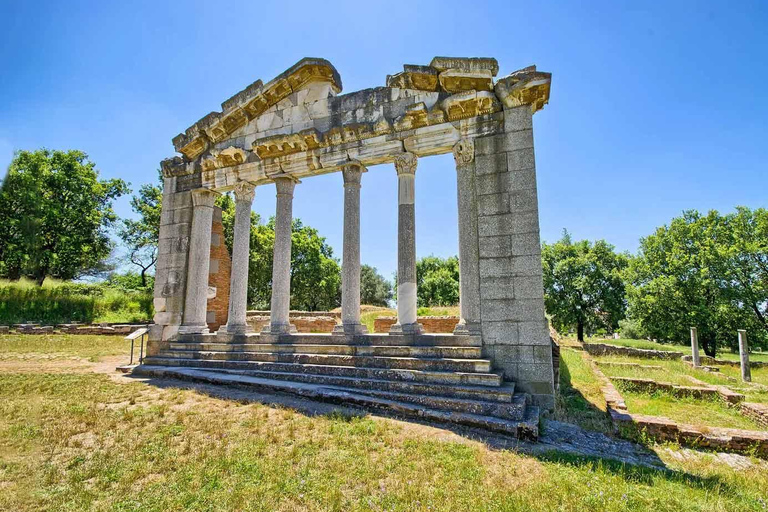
[415,255,460,307]
[542,231,629,342]
[627,209,767,356]
[360,264,393,306]
[0,149,128,284]
[118,173,162,287]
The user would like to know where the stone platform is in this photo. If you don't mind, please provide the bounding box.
[139,332,540,439]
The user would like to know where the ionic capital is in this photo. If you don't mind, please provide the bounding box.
[191,188,218,208]
[452,138,475,166]
[394,152,418,177]
[233,181,256,203]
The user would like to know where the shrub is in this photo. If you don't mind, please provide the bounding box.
[0,278,153,325]
[619,318,646,340]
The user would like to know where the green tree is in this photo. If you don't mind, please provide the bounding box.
[0,149,128,284]
[542,231,629,342]
[627,209,767,356]
[118,173,162,287]
[243,216,341,311]
[360,264,393,306]
[414,255,460,307]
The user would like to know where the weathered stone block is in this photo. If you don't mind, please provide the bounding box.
[503,105,533,132]
[519,320,551,345]
[479,276,515,299]
[508,169,538,192]
[516,363,554,384]
[474,152,507,176]
[475,172,509,196]
[510,188,538,210]
[478,211,538,237]
[503,130,534,152]
[511,255,543,276]
[507,148,536,172]
[479,257,513,278]
[514,275,544,299]
[479,235,512,258]
[477,193,509,216]
[509,233,542,256]
[481,321,519,345]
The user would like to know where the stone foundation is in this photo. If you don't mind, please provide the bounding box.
[374,316,459,333]
[583,343,684,360]
[739,402,768,428]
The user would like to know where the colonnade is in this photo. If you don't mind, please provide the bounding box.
[178,141,480,337]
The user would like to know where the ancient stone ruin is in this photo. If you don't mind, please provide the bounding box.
[144,56,554,438]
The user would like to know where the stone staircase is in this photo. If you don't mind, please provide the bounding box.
[135,333,540,440]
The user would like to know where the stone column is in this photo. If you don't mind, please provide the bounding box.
[221,181,256,335]
[390,152,422,335]
[179,188,218,334]
[690,327,701,367]
[738,329,752,382]
[452,139,482,336]
[264,176,298,335]
[333,162,368,336]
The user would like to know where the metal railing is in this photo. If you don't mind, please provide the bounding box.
[126,327,149,365]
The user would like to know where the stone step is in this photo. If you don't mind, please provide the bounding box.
[155,350,492,373]
[131,365,539,440]
[166,342,482,359]
[142,357,503,387]
[347,388,528,420]
[179,332,483,347]
[208,368,515,402]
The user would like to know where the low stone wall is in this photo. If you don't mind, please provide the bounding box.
[373,316,459,333]
[612,377,725,401]
[246,315,337,333]
[247,310,342,319]
[740,403,768,428]
[610,409,768,458]
[682,354,768,369]
[583,343,684,360]
[5,324,147,336]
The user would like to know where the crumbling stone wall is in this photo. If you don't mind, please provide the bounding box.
[374,316,459,333]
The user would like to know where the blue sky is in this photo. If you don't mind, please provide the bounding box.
[1,1,766,279]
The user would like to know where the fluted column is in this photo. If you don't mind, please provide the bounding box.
[390,152,422,335]
[334,162,368,336]
[179,188,218,334]
[222,181,256,335]
[264,176,298,335]
[452,139,482,336]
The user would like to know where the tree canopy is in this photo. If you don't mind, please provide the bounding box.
[360,264,393,307]
[118,173,162,287]
[415,255,460,307]
[0,149,128,284]
[626,209,768,356]
[542,231,629,341]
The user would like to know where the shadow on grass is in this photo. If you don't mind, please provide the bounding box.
[129,370,747,496]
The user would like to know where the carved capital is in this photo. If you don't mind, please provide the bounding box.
[233,181,256,203]
[341,160,367,187]
[452,139,475,166]
[273,175,297,196]
[191,188,218,208]
[394,152,418,177]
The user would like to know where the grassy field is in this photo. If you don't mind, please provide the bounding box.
[0,334,132,361]
[1,335,768,511]
[554,348,613,434]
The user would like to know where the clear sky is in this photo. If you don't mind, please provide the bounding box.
[1,1,766,279]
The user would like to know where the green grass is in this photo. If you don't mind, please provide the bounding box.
[0,334,132,361]
[554,348,613,433]
[358,306,460,333]
[2,369,768,511]
[618,388,763,431]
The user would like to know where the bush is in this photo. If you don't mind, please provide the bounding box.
[618,318,646,340]
[0,278,153,325]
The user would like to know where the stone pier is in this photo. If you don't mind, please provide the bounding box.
[690,327,701,367]
[738,329,751,382]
